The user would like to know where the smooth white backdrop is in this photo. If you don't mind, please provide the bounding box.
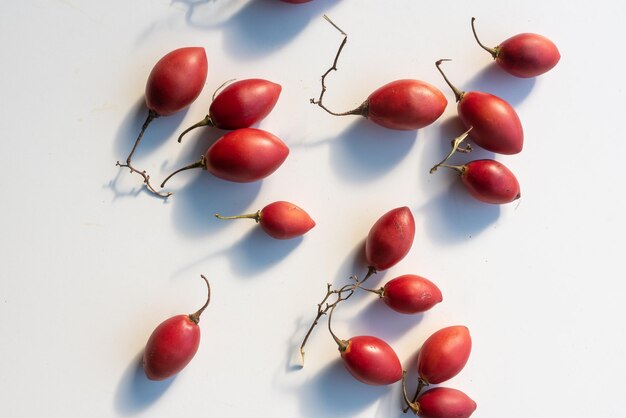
[1,1,625,417]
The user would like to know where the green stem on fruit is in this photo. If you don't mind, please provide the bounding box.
[402,372,429,414]
[189,275,211,324]
[177,116,215,143]
[435,59,464,102]
[116,110,171,198]
[471,17,499,58]
[327,304,349,352]
[214,211,261,223]
[429,126,473,174]
[310,15,368,118]
[160,155,206,188]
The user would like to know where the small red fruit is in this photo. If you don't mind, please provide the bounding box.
[381,274,442,314]
[215,201,315,239]
[339,335,403,385]
[178,79,282,142]
[417,326,472,385]
[161,128,289,188]
[365,206,416,271]
[403,381,477,418]
[143,275,211,381]
[471,17,560,78]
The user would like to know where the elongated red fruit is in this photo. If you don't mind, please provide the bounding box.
[143,276,211,381]
[417,326,472,385]
[340,335,403,385]
[435,60,523,155]
[161,128,289,188]
[442,159,521,204]
[382,274,442,314]
[215,201,315,239]
[365,206,415,271]
[365,80,447,130]
[206,128,289,182]
[145,47,208,116]
[177,79,282,142]
[416,387,477,418]
[472,17,560,78]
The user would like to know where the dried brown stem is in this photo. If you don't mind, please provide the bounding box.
[430,126,473,173]
[310,15,367,118]
[189,275,211,324]
[116,110,171,198]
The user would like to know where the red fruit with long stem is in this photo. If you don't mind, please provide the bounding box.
[440,158,521,204]
[380,274,442,314]
[178,79,282,142]
[365,206,416,271]
[329,306,402,385]
[417,326,472,385]
[471,17,560,78]
[161,128,289,188]
[143,275,211,381]
[311,16,447,131]
[214,201,315,239]
[434,59,523,162]
[117,47,208,198]
[402,374,477,418]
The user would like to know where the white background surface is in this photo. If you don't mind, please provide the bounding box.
[1,0,625,417]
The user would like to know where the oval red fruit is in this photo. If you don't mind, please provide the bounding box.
[496,33,560,78]
[366,79,447,130]
[143,315,201,381]
[417,387,477,418]
[205,128,289,183]
[458,91,523,155]
[260,201,315,239]
[340,336,403,385]
[145,47,208,116]
[210,79,282,130]
[382,274,442,314]
[460,159,521,204]
[365,206,415,271]
[417,326,472,384]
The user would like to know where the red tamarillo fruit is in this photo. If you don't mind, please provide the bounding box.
[117,47,208,197]
[311,16,446,131]
[143,275,211,381]
[329,306,402,385]
[417,326,472,385]
[433,59,523,164]
[214,201,315,239]
[178,79,282,142]
[402,375,477,418]
[365,206,416,271]
[161,128,289,188]
[380,274,442,314]
[471,17,560,78]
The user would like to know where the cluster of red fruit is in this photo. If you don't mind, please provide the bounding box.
[119,5,560,418]
[300,207,475,417]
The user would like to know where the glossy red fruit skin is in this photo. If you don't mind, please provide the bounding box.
[143,315,200,381]
[366,80,447,130]
[340,336,403,385]
[210,79,282,130]
[417,326,472,385]
[205,128,289,183]
[496,33,560,78]
[458,91,523,155]
[365,206,415,271]
[382,274,442,314]
[417,387,477,418]
[145,47,208,117]
[461,159,521,204]
[260,201,315,239]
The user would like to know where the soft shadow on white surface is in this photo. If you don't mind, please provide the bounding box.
[464,62,537,106]
[297,359,389,418]
[114,351,176,415]
[175,0,341,60]
[353,298,427,342]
